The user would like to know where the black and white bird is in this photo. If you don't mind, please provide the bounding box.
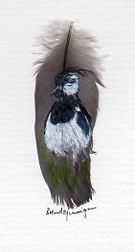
[34,21,104,208]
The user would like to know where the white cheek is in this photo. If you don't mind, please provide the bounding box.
[63,83,78,95]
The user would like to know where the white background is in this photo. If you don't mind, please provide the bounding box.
[1,1,135,251]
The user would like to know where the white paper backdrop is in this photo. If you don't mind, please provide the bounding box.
[1,1,135,251]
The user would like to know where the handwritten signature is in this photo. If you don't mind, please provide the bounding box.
[46,206,96,220]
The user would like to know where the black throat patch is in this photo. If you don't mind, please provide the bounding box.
[50,96,79,125]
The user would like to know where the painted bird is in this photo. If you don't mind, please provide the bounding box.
[34,21,104,208]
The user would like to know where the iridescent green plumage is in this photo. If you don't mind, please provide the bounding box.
[39,141,92,208]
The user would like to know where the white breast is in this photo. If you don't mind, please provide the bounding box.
[44,113,91,157]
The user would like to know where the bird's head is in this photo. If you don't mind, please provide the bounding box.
[50,72,79,97]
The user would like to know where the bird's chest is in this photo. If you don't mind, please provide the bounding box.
[44,103,91,156]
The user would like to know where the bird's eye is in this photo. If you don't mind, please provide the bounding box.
[63,77,69,83]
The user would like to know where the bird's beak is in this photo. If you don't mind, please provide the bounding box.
[49,86,62,96]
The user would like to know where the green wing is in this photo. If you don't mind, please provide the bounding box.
[39,140,93,208]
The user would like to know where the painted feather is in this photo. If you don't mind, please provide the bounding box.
[34,21,104,208]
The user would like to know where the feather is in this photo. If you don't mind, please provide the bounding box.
[34,20,103,208]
